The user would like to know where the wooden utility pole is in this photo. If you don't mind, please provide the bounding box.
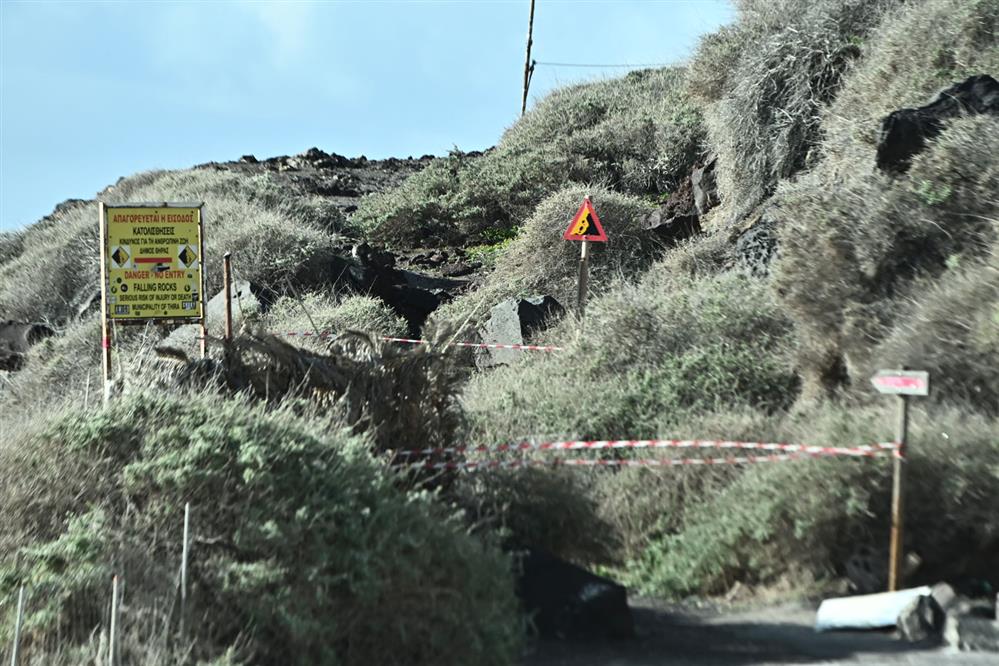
[521,0,536,116]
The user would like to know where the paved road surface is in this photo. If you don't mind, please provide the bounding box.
[522,600,997,665]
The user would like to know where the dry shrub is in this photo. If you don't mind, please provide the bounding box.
[356,67,702,245]
[259,292,407,352]
[102,169,340,295]
[687,0,901,222]
[774,115,999,400]
[0,169,342,324]
[870,251,999,414]
[431,186,658,328]
[0,200,98,322]
[821,0,999,170]
[167,330,464,458]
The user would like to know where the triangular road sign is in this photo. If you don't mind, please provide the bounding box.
[563,197,608,242]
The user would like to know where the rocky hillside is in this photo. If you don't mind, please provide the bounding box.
[1,0,997,664]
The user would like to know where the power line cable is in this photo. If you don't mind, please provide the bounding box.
[534,60,678,68]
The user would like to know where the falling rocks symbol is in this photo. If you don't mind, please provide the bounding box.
[179,245,197,267]
[111,247,129,266]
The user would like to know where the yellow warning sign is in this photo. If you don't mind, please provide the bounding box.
[103,206,203,320]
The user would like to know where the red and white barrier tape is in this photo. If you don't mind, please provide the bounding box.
[400,451,879,471]
[380,336,563,352]
[397,440,900,459]
[193,329,562,351]
[279,331,563,352]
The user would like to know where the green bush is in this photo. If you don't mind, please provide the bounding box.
[458,268,798,563]
[463,268,797,445]
[0,391,521,665]
[627,404,999,596]
[355,68,703,245]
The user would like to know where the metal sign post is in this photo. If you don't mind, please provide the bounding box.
[871,369,929,591]
[563,196,608,322]
[577,240,590,318]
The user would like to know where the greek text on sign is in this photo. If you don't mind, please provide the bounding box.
[871,370,929,396]
[104,206,203,320]
[563,197,608,242]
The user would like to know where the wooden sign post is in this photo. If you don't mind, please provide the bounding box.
[563,196,607,321]
[871,369,929,591]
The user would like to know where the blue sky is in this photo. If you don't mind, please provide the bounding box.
[0,0,734,231]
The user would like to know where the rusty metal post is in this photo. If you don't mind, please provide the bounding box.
[521,0,536,116]
[888,393,909,591]
[222,253,233,342]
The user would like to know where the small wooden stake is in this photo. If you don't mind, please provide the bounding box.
[888,394,909,592]
[10,585,25,666]
[180,502,190,633]
[222,253,234,342]
[576,240,590,320]
[521,0,536,116]
[109,575,119,666]
[98,202,113,404]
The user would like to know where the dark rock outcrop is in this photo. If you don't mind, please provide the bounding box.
[643,178,701,245]
[691,153,719,216]
[517,549,634,640]
[734,207,779,276]
[876,74,999,174]
[643,154,719,244]
[0,321,55,371]
[345,249,467,335]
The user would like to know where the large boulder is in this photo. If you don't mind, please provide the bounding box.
[476,296,564,368]
[876,74,999,174]
[516,549,634,640]
[0,320,55,371]
[897,591,945,643]
[161,279,266,350]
